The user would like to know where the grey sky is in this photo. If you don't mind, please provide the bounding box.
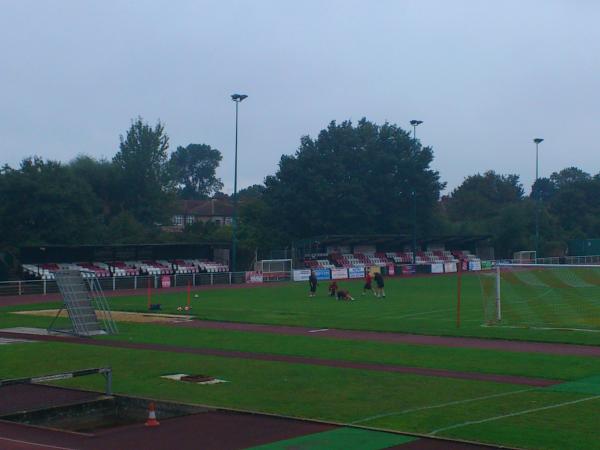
[1,0,599,194]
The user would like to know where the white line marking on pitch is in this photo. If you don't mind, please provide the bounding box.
[351,388,535,424]
[430,394,600,435]
[0,436,77,450]
[308,328,330,333]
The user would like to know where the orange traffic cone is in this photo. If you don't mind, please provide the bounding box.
[145,402,160,427]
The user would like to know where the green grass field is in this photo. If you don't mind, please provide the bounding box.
[2,274,600,449]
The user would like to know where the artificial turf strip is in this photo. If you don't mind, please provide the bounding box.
[546,375,600,395]
[247,427,416,450]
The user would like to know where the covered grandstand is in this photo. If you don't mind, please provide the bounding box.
[20,243,231,280]
[293,234,492,273]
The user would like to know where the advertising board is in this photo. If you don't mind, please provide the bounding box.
[401,265,416,275]
[468,261,482,271]
[245,271,264,283]
[444,262,457,273]
[331,268,348,279]
[314,268,331,280]
[431,263,444,274]
[292,269,311,282]
[348,267,364,278]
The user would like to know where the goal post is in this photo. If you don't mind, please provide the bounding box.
[254,259,293,282]
[482,263,600,331]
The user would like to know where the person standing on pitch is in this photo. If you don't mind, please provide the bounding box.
[374,272,385,298]
[328,280,338,297]
[308,270,318,297]
[362,270,374,296]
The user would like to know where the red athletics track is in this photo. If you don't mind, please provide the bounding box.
[0,330,560,387]
[0,384,505,450]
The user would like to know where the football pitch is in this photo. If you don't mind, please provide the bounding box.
[3,274,600,449]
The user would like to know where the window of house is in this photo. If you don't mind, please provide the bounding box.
[186,216,194,225]
[214,219,222,226]
[225,217,232,225]
[173,215,184,226]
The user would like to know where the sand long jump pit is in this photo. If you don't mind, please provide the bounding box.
[11,309,193,323]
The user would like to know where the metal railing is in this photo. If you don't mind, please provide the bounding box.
[510,255,600,265]
[0,271,260,297]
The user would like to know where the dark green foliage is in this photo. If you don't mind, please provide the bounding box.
[168,144,223,199]
[113,117,171,225]
[446,171,524,222]
[2,114,600,261]
[258,119,445,241]
[0,157,103,245]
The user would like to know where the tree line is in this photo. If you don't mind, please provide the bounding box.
[0,116,596,277]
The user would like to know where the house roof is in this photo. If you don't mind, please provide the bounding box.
[175,199,234,217]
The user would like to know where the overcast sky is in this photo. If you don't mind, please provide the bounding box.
[1,0,599,194]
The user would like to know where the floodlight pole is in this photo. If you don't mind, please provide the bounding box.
[409,120,422,265]
[231,94,248,273]
[534,138,543,261]
[411,190,417,264]
[410,119,423,140]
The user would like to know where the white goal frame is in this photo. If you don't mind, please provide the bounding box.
[254,259,293,282]
[492,262,600,328]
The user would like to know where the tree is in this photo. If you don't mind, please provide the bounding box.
[259,119,445,241]
[237,184,265,200]
[68,155,123,217]
[113,117,170,224]
[546,167,599,238]
[0,157,102,245]
[103,211,148,244]
[168,144,223,199]
[445,171,524,222]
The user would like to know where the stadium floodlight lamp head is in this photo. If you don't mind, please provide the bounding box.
[534,138,544,144]
[231,94,248,102]
[410,120,423,126]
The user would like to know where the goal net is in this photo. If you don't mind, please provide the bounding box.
[254,259,292,282]
[481,263,600,331]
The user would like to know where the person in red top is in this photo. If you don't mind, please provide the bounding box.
[328,281,338,297]
[362,271,373,296]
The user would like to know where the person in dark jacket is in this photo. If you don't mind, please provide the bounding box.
[308,271,318,297]
[374,272,385,298]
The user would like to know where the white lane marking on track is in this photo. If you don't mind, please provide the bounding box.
[351,388,535,424]
[481,324,600,333]
[308,328,330,333]
[430,394,600,435]
[0,436,77,450]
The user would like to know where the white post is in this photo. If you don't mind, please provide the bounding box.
[134,276,137,290]
[495,264,502,322]
[112,277,116,291]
